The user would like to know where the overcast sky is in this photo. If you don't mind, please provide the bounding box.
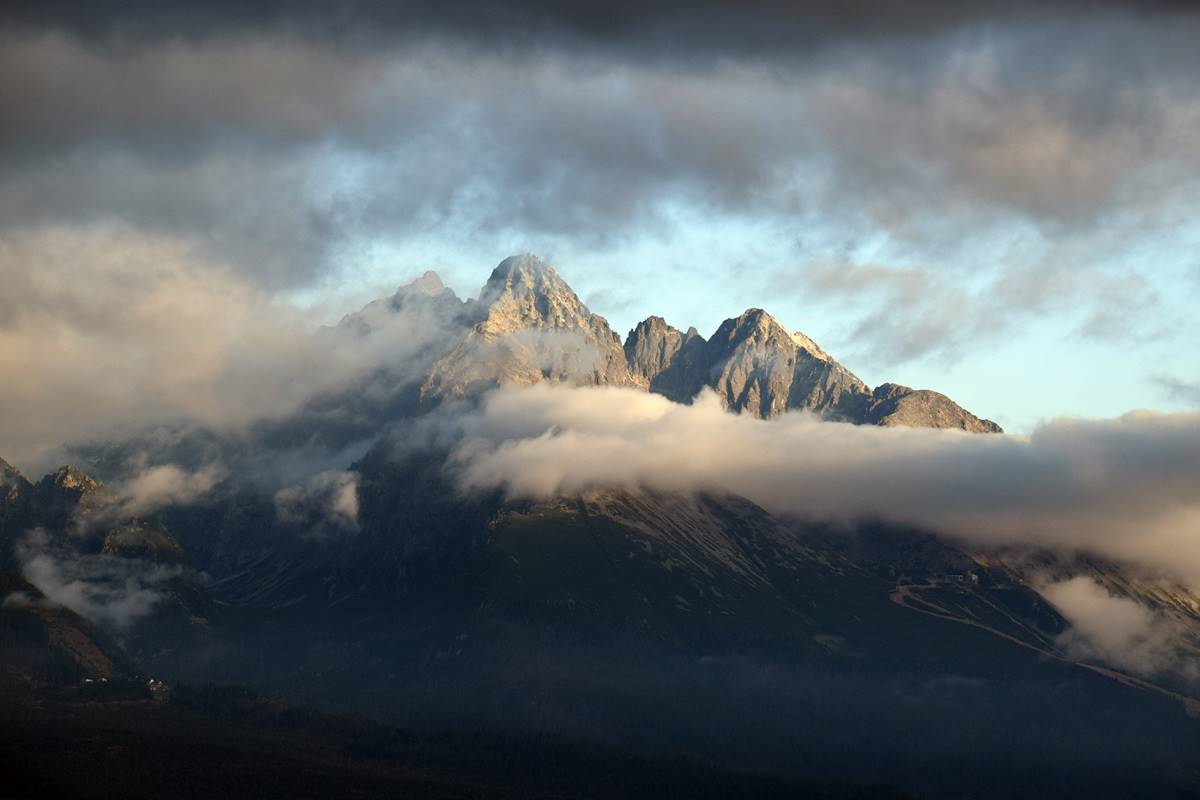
[1,0,1198,453]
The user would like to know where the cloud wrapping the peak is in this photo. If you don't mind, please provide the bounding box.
[0,225,467,472]
[449,384,1200,587]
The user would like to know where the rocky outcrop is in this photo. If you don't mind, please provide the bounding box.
[864,383,1003,433]
[31,465,109,533]
[421,254,632,403]
[623,316,708,403]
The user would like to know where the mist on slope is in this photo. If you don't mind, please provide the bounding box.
[1041,577,1199,679]
[10,528,184,628]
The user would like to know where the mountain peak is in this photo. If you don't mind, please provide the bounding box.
[47,464,102,493]
[629,315,671,337]
[722,311,831,362]
[486,253,560,286]
[420,255,632,402]
[733,307,773,325]
[0,455,20,481]
[705,309,869,419]
[329,269,464,341]
[717,308,796,348]
[624,316,708,401]
[398,270,447,297]
[480,254,572,309]
[865,384,1003,433]
[475,254,593,337]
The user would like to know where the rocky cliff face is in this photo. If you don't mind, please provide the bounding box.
[621,303,997,431]
[421,254,632,403]
[623,316,708,402]
[0,460,34,567]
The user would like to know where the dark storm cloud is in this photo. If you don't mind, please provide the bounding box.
[1,1,1194,49]
[4,14,1200,290]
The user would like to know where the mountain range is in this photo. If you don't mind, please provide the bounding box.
[364,254,1002,431]
[2,255,1198,799]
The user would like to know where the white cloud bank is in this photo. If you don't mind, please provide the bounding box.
[448,384,1200,588]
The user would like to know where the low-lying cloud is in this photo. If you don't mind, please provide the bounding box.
[274,470,360,540]
[448,383,1200,588]
[14,528,183,628]
[1041,577,1199,679]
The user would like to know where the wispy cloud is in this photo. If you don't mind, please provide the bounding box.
[1041,576,1199,679]
[14,529,183,628]
[274,470,360,540]
[1154,375,1200,407]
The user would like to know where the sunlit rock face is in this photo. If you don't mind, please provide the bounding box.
[622,304,998,430]
[864,383,1003,433]
[701,308,872,420]
[421,254,633,403]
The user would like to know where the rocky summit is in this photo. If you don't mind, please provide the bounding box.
[420,254,633,403]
